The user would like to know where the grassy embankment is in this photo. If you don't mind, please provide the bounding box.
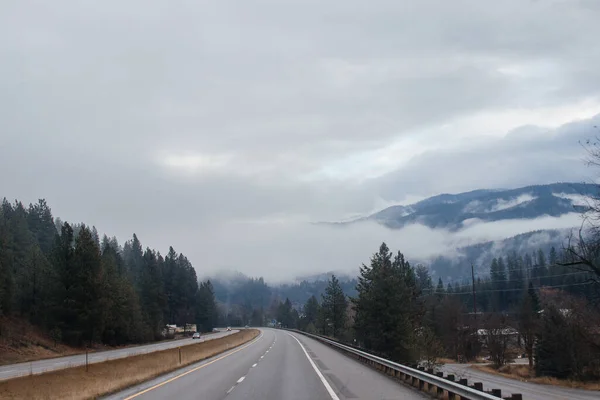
[0,328,260,400]
[0,316,218,366]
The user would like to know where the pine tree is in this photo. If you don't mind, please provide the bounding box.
[163,246,179,324]
[196,280,218,332]
[305,296,320,325]
[123,234,144,290]
[321,275,348,338]
[71,225,104,344]
[435,277,445,299]
[140,248,166,339]
[100,241,144,344]
[353,243,420,363]
[415,264,433,291]
[26,199,57,254]
[277,298,296,328]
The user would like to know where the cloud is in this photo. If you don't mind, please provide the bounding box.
[191,213,583,282]
[371,113,600,203]
[1,0,600,281]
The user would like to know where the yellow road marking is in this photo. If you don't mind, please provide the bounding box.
[124,332,264,400]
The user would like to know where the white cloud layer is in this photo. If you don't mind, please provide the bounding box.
[2,0,600,280]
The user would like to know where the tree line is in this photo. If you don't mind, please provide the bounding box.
[0,198,218,346]
[2,197,599,381]
[275,242,600,381]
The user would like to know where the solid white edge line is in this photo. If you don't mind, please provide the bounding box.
[285,332,340,400]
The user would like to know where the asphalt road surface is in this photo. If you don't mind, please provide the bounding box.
[442,363,599,400]
[105,328,428,400]
[0,329,238,381]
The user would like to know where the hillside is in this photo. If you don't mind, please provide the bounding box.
[340,182,597,279]
[0,317,83,366]
[367,182,595,230]
[426,229,569,280]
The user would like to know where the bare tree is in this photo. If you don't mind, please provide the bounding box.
[415,326,444,371]
[561,137,600,282]
[481,314,515,369]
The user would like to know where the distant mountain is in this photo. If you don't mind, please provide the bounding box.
[330,182,597,279]
[364,182,595,231]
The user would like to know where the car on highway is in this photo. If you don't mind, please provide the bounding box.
[192,332,201,339]
[226,327,232,331]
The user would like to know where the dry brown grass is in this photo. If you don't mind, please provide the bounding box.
[0,316,220,366]
[0,329,260,400]
[471,363,600,391]
[0,317,85,366]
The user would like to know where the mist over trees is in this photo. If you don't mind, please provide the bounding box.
[279,242,599,382]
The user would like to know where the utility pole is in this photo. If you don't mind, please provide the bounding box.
[471,263,477,319]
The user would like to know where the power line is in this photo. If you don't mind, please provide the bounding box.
[422,281,597,296]
[441,263,594,285]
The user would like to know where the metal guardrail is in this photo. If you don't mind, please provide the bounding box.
[286,329,523,400]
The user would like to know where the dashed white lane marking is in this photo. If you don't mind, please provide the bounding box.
[260,356,264,359]
[252,363,257,368]
[237,376,245,383]
[285,332,340,400]
[124,331,264,400]
[226,386,235,394]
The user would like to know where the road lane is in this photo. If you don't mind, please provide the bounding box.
[284,331,427,400]
[0,329,238,381]
[105,329,273,400]
[225,330,334,400]
[442,363,599,400]
[108,328,427,400]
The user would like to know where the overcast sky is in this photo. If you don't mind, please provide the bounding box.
[2,0,600,281]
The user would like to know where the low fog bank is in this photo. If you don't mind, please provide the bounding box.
[191,212,583,283]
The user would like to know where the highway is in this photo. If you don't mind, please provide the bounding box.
[442,363,599,400]
[105,328,428,400]
[0,329,238,381]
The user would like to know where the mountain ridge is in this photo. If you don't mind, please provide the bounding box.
[363,182,595,231]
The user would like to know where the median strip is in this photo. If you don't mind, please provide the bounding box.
[0,329,259,400]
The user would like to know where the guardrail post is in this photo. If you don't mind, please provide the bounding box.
[446,375,456,400]
[427,368,434,374]
[510,395,523,400]
[434,372,444,398]
[459,378,468,386]
[491,388,502,397]
[472,382,483,391]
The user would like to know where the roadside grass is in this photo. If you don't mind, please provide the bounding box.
[471,363,600,391]
[0,329,259,400]
[0,316,220,366]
